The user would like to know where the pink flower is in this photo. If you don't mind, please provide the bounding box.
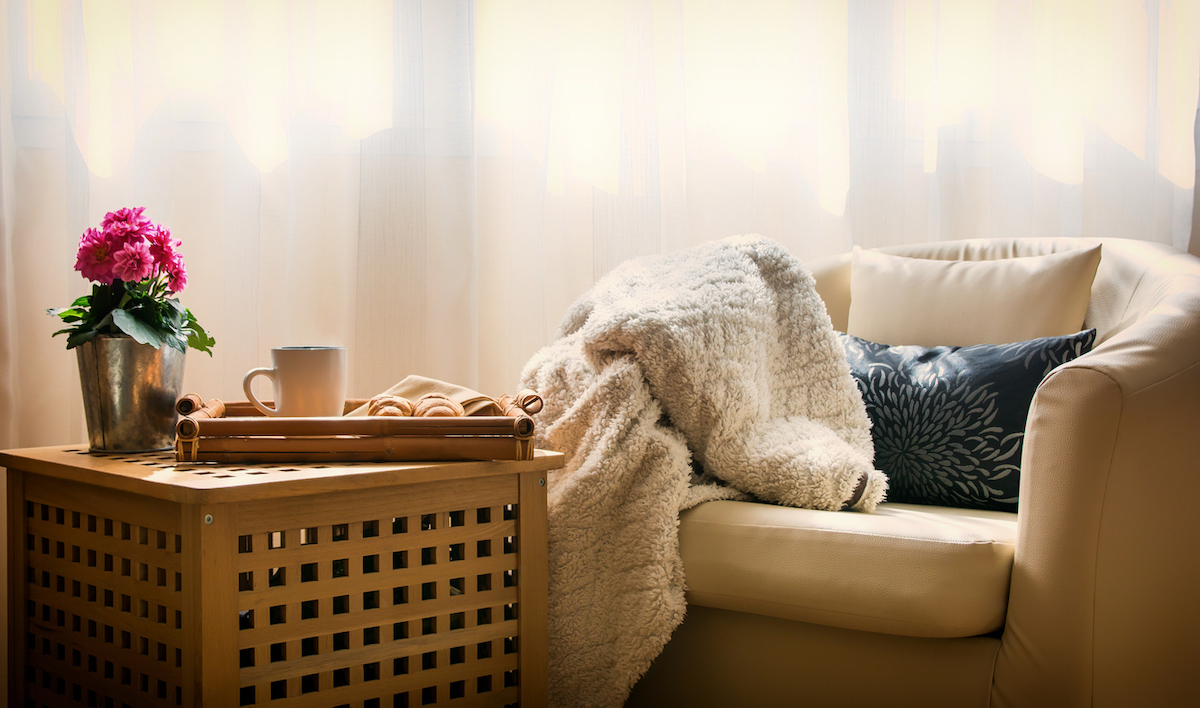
[74,228,117,283]
[111,239,155,283]
[146,225,182,272]
[101,207,153,245]
[165,259,188,292]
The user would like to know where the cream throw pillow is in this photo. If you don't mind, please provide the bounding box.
[847,245,1102,347]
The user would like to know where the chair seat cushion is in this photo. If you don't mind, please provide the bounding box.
[679,500,1017,638]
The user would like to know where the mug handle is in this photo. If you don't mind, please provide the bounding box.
[243,368,279,416]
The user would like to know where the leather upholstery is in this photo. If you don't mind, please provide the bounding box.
[680,500,1017,638]
[630,237,1200,707]
[626,606,1000,708]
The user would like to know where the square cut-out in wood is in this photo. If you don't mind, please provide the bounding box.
[332,558,349,577]
[302,673,319,693]
[301,636,318,656]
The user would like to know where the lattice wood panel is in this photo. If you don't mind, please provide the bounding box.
[6,447,553,708]
[21,479,186,707]
[232,478,523,707]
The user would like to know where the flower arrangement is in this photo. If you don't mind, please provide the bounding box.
[49,207,215,354]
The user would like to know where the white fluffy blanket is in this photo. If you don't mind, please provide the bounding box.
[519,235,886,707]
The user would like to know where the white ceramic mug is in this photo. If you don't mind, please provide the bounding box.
[243,346,348,417]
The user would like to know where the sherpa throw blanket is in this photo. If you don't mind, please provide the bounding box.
[519,235,887,708]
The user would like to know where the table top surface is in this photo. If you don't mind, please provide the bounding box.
[1,445,564,506]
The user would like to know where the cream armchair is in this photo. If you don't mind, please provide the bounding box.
[626,237,1200,707]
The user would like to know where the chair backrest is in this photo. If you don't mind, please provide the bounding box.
[807,237,1200,348]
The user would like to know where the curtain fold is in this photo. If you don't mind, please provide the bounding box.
[0,0,1196,451]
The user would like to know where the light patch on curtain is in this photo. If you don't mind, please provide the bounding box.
[476,0,623,196]
[29,0,394,176]
[476,0,853,215]
[894,0,1198,190]
[683,0,851,217]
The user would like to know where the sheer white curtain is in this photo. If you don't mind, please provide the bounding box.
[0,0,1196,452]
[0,0,1197,689]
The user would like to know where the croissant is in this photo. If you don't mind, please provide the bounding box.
[368,394,414,417]
[413,393,465,417]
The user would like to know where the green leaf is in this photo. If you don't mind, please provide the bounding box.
[47,306,87,321]
[70,295,91,308]
[65,329,99,349]
[164,334,187,353]
[87,283,120,322]
[92,312,115,332]
[112,309,164,348]
[185,310,215,356]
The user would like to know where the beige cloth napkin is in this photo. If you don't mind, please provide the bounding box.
[345,375,505,417]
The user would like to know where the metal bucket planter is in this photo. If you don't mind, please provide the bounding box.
[76,335,186,452]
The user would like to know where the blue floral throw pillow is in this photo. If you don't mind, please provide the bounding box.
[839,329,1097,511]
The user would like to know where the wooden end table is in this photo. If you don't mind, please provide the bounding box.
[2,445,563,708]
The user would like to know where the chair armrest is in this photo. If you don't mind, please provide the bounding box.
[994,270,1200,707]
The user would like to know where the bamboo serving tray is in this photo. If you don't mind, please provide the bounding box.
[174,396,538,464]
